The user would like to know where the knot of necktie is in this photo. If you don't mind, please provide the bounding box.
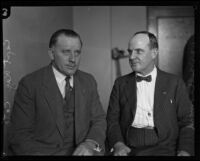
[65,75,70,81]
[65,75,71,88]
[136,75,152,82]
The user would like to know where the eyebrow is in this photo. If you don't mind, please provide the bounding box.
[135,48,145,52]
[127,48,145,52]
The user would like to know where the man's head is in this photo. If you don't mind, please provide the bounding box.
[48,29,82,76]
[128,31,158,75]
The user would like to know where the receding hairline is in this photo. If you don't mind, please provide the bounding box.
[129,31,158,49]
[128,33,150,46]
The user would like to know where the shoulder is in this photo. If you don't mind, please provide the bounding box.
[76,70,94,79]
[158,68,181,81]
[76,70,95,80]
[157,68,184,87]
[114,72,135,84]
[19,65,49,85]
[75,70,97,86]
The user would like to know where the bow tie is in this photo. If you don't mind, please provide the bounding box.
[136,75,152,82]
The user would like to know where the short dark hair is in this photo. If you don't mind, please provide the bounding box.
[133,31,158,49]
[49,29,82,48]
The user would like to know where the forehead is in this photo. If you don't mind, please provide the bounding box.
[129,33,150,49]
[56,34,81,47]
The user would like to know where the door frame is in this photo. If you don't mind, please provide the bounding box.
[147,6,194,66]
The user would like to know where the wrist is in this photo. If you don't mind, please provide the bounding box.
[85,139,102,152]
[114,141,125,148]
[177,150,191,156]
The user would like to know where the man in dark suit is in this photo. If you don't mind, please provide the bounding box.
[9,29,106,155]
[106,31,194,156]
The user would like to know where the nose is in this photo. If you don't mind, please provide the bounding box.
[69,52,75,62]
[129,50,136,60]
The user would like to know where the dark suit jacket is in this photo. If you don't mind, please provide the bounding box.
[107,68,194,156]
[9,64,106,155]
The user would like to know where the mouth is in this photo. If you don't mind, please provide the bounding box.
[130,61,139,66]
[65,65,76,69]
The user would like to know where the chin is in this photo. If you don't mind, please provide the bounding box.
[131,66,139,72]
[66,70,77,76]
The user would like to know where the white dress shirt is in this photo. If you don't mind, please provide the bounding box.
[52,66,73,98]
[131,66,157,128]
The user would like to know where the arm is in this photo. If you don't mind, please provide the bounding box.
[176,78,194,156]
[9,78,45,155]
[86,77,107,149]
[106,79,129,155]
[73,76,106,156]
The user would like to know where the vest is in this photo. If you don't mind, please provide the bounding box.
[62,87,75,155]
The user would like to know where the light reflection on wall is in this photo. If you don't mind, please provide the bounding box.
[3,39,17,124]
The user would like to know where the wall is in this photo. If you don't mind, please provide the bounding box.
[111,6,147,81]
[73,6,146,112]
[73,6,112,112]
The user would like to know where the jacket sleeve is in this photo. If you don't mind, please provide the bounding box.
[9,78,48,155]
[106,79,125,149]
[85,76,107,153]
[176,78,194,156]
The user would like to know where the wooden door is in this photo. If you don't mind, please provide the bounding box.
[147,6,194,77]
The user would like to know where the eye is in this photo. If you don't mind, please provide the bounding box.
[62,50,71,54]
[135,49,143,54]
[74,50,81,56]
[127,49,132,56]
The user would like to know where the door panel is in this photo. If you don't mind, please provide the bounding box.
[148,6,194,77]
[158,17,194,76]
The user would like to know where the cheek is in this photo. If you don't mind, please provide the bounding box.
[75,57,81,64]
[58,54,69,61]
[143,54,152,63]
[54,56,65,65]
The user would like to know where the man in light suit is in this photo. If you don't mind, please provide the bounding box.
[106,31,194,156]
[9,29,106,155]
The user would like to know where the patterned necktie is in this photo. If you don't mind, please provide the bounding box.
[65,75,71,101]
[136,75,152,82]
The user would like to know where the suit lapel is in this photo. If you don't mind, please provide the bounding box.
[124,72,137,122]
[43,64,65,138]
[123,69,169,137]
[74,71,87,143]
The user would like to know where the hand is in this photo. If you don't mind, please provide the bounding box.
[113,142,131,156]
[177,150,191,156]
[72,141,95,156]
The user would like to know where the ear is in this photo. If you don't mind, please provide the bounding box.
[151,48,158,59]
[48,48,54,60]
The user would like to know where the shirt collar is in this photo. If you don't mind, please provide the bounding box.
[52,65,74,87]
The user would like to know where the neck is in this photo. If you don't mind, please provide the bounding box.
[138,64,155,76]
[52,62,70,77]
